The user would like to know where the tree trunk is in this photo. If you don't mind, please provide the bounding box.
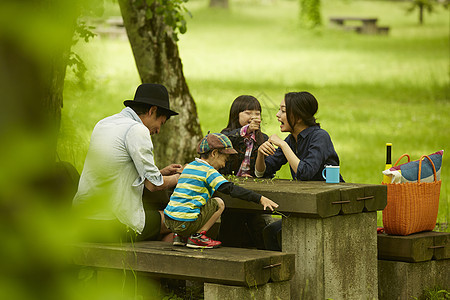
[299,0,322,28]
[118,0,203,167]
[419,3,424,25]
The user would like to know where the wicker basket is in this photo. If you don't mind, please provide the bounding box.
[382,155,441,235]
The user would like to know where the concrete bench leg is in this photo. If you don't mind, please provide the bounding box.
[204,281,290,300]
[378,259,450,299]
[283,212,378,300]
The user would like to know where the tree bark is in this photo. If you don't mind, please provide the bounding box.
[118,0,203,167]
[419,3,424,24]
[299,0,322,28]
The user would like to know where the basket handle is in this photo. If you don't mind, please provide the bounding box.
[394,153,411,166]
[418,155,437,183]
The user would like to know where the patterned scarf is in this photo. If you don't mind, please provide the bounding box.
[236,124,256,177]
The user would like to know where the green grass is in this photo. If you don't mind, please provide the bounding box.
[60,0,449,227]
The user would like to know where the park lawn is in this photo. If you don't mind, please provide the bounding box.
[60,0,449,227]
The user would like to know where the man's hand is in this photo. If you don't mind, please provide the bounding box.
[260,196,279,211]
[160,164,183,176]
[258,140,276,157]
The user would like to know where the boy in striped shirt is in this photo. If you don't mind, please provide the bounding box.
[164,133,279,249]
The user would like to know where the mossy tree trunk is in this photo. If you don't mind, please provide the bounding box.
[299,0,322,28]
[418,2,424,24]
[118,0,203,167]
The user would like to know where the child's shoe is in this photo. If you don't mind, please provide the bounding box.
[172,233,187,246]
[186,231,221,249]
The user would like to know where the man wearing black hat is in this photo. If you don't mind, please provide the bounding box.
[73,83,182,242]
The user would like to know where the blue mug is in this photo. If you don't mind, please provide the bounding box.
[322,165,340,183]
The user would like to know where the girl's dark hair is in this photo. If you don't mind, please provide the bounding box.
[225,95,262,129]
[224,95,264,145]
[284,92,320,129]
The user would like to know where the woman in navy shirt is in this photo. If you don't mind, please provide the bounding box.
[255,91,344,250]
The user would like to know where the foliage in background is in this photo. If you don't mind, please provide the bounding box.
[68,21,97,84]
[406,0,436,25]
[0,0,144,299]
[142,0,192,41]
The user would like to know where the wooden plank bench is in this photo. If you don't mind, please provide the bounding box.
[72,241,295,299]
[329,16,389,35]
[377,231,450,299]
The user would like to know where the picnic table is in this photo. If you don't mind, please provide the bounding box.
[218,179,387,299]
[329,16,389,35]
[73,178,386,299]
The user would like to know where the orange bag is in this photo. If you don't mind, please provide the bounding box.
[382,155,441,235]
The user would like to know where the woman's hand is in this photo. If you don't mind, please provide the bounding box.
[268,134,285,148]
[258,140,276,157]
[160,164,183,176]
[260,196,279,211]
[269,134,301,176]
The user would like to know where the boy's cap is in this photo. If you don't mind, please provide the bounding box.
[197,133,238,155]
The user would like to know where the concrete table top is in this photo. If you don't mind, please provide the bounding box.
[218,179,387,218]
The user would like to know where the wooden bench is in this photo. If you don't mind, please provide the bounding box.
[329,16,389,35]
[72,241,295,299]
[377,231,450,299]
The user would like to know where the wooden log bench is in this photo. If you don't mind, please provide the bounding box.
[329,16,389,35]
[377,231,450,299]
[72,241,295,299]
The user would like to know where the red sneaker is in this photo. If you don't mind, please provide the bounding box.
[186,231,221,249]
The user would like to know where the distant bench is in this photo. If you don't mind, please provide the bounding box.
[329,16,389,35]
[72,241,295,299]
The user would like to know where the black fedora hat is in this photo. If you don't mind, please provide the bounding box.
[124,83,178,116]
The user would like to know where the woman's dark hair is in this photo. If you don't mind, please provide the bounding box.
[284,92,320,129]
[224,95,264,145]
[128,103,172,120]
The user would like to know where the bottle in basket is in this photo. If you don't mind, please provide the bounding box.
[383,143,392,184]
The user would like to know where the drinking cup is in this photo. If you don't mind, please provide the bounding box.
[322,165,340,183]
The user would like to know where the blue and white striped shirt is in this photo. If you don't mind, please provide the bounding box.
[164,158,228,221]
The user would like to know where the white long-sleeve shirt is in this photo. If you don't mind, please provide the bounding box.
[73,107,163,233]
